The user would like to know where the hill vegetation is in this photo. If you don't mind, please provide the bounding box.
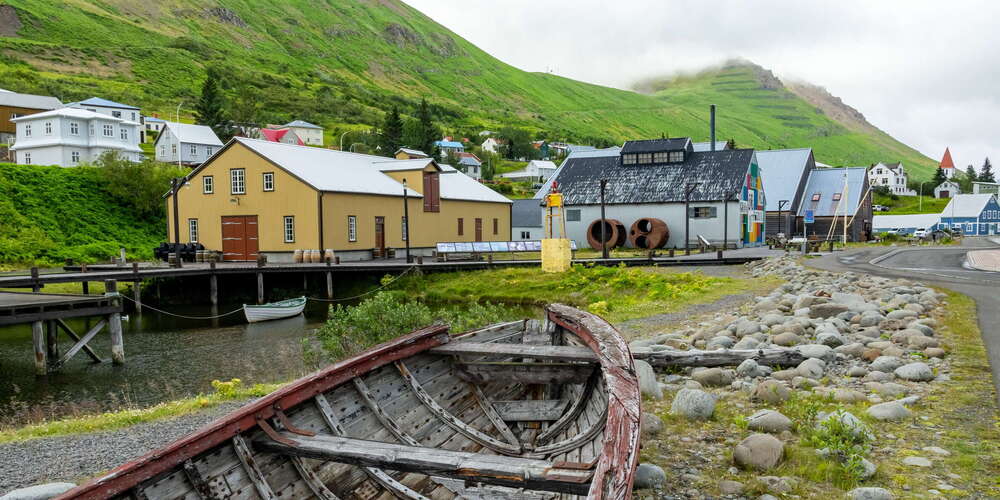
[0,0,936,177]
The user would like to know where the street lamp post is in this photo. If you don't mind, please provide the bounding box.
[777,200,790,238]
[684,182,701,255]
[599,179,608,259]
[339,130,351,151]
[919,181,930,211]
[403,179,411,263]
[171,177,182,268]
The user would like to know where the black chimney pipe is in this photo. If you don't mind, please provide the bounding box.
[710,104,716,151]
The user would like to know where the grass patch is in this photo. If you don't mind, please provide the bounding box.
[0,379,283,444]
[874,194,950,215]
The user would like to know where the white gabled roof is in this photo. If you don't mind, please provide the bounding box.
[11,107,138,125]
[162,121,224,146]
[373,158,437,172]
[0,91,62,110]
[941,194,996,218]
[439,171,511,204]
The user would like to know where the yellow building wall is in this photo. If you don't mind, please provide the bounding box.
[166,143,321,252]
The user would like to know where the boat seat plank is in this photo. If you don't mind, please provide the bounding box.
[454,362,594,385]
[254,433,592,496]
[430,343,596,362]
[492,400,570,422]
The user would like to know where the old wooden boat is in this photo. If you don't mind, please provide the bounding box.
[55,304,641,500]
[243,297,307,323]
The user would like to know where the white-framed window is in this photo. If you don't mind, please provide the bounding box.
[171,144,177,155]
[520,231,531,239]
[668,151,684,162]
[70,122,79,135]
[653,152,669,163]
[44,121,52,135]
[160,145,166,156]
[348,215,357,242]
[120,128,128,140]
[230,168,245,194]
[112,111,122,118]
[402,216,408,241]
[89,123,94,136]
[23,124,31,137]
[22,152,31,164]
[203,175,214,194]
[966,223,975,233]
[691,206,717,218]
[206,146,213,156]
[188,218,199,243]
[263,172,274,192]
[190,144,197,155]
[131,112,136,121]
[622,154,637,165]
[283,216,295,243]
[71,151,80,163]
[103,124,113,137]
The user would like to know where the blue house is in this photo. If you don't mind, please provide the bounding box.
[434,140,465,159]
[940,194,1000,236]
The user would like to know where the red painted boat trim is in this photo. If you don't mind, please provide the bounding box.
[547,304,641,500]
[55,324,451,500]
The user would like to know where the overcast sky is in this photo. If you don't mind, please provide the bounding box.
[407,0,998,174]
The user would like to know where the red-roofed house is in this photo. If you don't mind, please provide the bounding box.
[261,128,304,146]
[939,147,956,179]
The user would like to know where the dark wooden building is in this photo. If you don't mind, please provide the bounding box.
[796,166,873,242]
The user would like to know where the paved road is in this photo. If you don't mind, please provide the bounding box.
[807,238,1000,405]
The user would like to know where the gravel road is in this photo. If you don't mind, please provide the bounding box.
[0,399,252,493]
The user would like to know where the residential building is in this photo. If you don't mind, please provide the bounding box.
[280,120,323,146]
[755,148,816,237]
[940,194,1000,236]
[0,90,62,143]
[155,121,224,167]
[934,181,961,199]
[691,141,730,152]
[796,167,873,241]
[873,213,942,235]
[868,161,916,196]
[434,140,464,159]
[9,107,143,166]
[456,152,483,180]
[531,140,550,159]
[511,198,543,240]
[165,138,511,262]
[481,137,503,154]
[67,97,144,142]
[144,116,166,138]
[500,160,558,183]
[537,137,765,249]
[395,148,428,160]
[939,147,956,179]
[261,128,303,145]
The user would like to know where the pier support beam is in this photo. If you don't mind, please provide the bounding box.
[257,273,265,305]
[132,263,142,314]
[326,271,333,299]
[32,321,46,376]
[106,280,125,365]
[82,281,89,295]
[46,320,59,360]
[209,274,218,306]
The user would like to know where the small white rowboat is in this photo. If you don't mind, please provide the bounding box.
[243,296,307,323]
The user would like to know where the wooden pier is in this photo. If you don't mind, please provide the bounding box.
[0,283,124,376]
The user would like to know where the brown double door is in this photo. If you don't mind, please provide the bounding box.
[375,216,386,258]
[221,215,259,261]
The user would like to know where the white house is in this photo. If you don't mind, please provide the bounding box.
[511,199,543,240]
[500,160,558,183]
[144,116,166,138]
[155,121,224,167]
[9,108,142,166]
[868,161,916,196]
[934,181,961,199]
[481,137,502,154]
[280,120,323,146]
[66,97,143,141]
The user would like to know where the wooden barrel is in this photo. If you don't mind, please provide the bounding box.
[167,252,179,266]
[310,249,321,263]
[293,249,304,263]
[195,250,204,263]
[629,218,669,249]
[324,249,335,263]
[586,218,627,250]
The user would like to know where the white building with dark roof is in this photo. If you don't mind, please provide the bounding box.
[9,108,142,166]
[281,120,323,146]
[155,121,224,166]
[868,161,916,196]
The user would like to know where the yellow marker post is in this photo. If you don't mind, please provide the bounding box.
[542,190,571,273]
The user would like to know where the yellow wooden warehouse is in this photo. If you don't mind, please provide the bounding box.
[166,138,512,261]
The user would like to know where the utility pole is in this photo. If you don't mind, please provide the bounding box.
[684,182,700,255]
[599,179,608,259]
[171,177,182,268]
[778,200,790,238]
[403,179,411,263]
[175,101,184,170]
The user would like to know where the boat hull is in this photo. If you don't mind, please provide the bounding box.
[244,297,306,323]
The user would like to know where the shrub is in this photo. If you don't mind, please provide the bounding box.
[95,152,187,220]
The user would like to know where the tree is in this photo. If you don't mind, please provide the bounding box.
[379,106,404,157]
[229,83,261,139]
[95,152,187,220]
[980,157,995,183]
[960,165,978,193]
[931,167,948,188]
[194,68,228,141]
[415,98,441,157]
[499,126,535,160]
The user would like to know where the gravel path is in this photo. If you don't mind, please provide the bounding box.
[0,399,253,493]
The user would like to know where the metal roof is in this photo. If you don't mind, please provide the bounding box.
[161,121,224,146]
[691,141,730,152]
[73,97,139,110]
[546,149,756,205]
[438,170,511,204]
[10,107,138,125]
[395,147,428,157]
[0,91,62,110]
[512,199,543,228]
[458,156,481,166]
[941,194,997,218]
[620,138,691,154]
[282,120,322,129]
[755,148,814,211]
[797,167,868,217]
[534,147,621,199]
[434,140,464,149]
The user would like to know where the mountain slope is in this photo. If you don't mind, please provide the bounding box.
[635,62,937,177]
[0,1,936,176]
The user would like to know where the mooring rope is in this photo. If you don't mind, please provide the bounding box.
[112,266,418,319]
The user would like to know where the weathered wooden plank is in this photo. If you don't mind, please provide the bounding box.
[454,362,594,385]
[51,319,107,369]
[255,433,592,495]
[180,460,210,500]
[634,347,807,367]
[469,382,521,446]
[54,318,102,363]
[536,374,596,445]
[232,435,277,500]
[492,400,570,422]
[288,457,341,500]
[430,343,597,362]
[533,404,607,457]
[395,360,522,455]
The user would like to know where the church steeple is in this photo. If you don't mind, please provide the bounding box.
[939,147,956,179]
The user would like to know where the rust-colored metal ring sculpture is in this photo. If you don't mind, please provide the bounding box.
[586,218,627,250]
[628,217,669,249]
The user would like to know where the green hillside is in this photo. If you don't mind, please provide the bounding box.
[0,164,164,269]
[0,1,935,177]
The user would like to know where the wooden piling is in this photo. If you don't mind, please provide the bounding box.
[106,280,125,365]
[32,321,46,376]
[326,271,333,299]
[46,320,59,359]
[303,273,308,291]
[132,263,142,314]
[209,274,218,306]
[30,267,40,293]
[257,273,264,305]
[82,281,89,294]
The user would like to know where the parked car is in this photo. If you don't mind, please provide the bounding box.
[884,228,903,235]
[914,228,929,238]
[872,204,889,212]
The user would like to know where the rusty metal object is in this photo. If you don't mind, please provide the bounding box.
[628,218,669,249]
[586,218,627,250]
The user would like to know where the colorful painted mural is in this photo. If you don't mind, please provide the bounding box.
[742,161,766,245]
